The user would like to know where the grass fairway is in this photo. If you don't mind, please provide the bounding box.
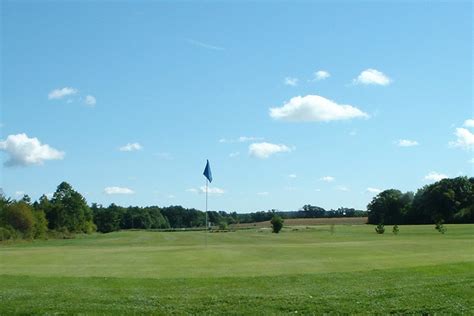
[1,224,473,314]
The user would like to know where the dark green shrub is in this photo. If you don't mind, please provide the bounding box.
[83,221,97,234]
[0,226,18,241]
[218,221,228,230]
[271,215,284,233]
[392,225,399,235]
[50,227,75,239]
[2,202,35,238]
[33,210,48,239]
[375,223,385,234]
[435,221,447,234]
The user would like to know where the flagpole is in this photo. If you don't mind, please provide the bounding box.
[205,178,208,247]
[203,159,211,248]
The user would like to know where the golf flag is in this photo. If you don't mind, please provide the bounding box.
[203,160,212,183]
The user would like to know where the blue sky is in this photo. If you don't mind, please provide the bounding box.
[1,1,472,212]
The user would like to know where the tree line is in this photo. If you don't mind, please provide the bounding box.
[236,206,366,224]
[367,176,474,225]
[0,182,95,240]
[1,176,472,240]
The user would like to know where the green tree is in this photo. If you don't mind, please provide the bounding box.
[367,190,413,225]
[32,209,48,239]
[21,194,32,204]
[33,194,51,238]
[270,215,284,233]
[375,223,385,234]
[392,225,399,235]
[145,206,170,229]
[435,221,447,234]
[410,177,474,224]
[1,201,35,238]
[48,182,94,233]
[218,221,228,230]
[93,203,122,233]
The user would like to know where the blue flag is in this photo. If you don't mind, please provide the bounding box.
[203,160,212,183]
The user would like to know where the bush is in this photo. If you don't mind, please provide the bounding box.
[270,215,284,233]
[83,221,97,234]
[218,221,228,230]
[49,227,75,239]
[375,223,385,234]
[33,210,48,239]
[2,202,35,238]
[392,225,399,235]
[435,221,447,234]
[0,226,18,241]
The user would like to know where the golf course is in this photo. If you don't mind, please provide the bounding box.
[1,223,473,314]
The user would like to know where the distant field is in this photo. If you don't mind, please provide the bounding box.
[1,224,473,314]
[231,216,367,229]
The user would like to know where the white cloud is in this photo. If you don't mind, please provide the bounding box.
[320,176,335,182]
[46,192,54,199]
[119,143,143,152]
[314,70,330,80]
[84,95,96,106]
[199,186,225,195]
[0,133,65,167]
[238,136,261,143]
[15,191,25,197]
[315,188,321,192]
[469,158,474,164]
[186,188,198,193]
[48,87,78,99]
[463,119,474,128]
[219,136,263,143]
[353,69,392,86]
[288,174,297,178]
[229,152,240,158]
[336,185,349,192]
[249,142,292,159]
[349,129,358,136]
[257,192,269,196]
[269,95,369,122]
[284,77,298,86]
[167,195,175,199]
[104,187,134,195]
[424,171,448,182]
[367,187,382,194]
[396,139,419,147]
[449,128,474,150]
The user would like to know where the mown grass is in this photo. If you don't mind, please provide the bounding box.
[0,224,473,314]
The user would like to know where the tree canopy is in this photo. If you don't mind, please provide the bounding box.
[367,177,474,225]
